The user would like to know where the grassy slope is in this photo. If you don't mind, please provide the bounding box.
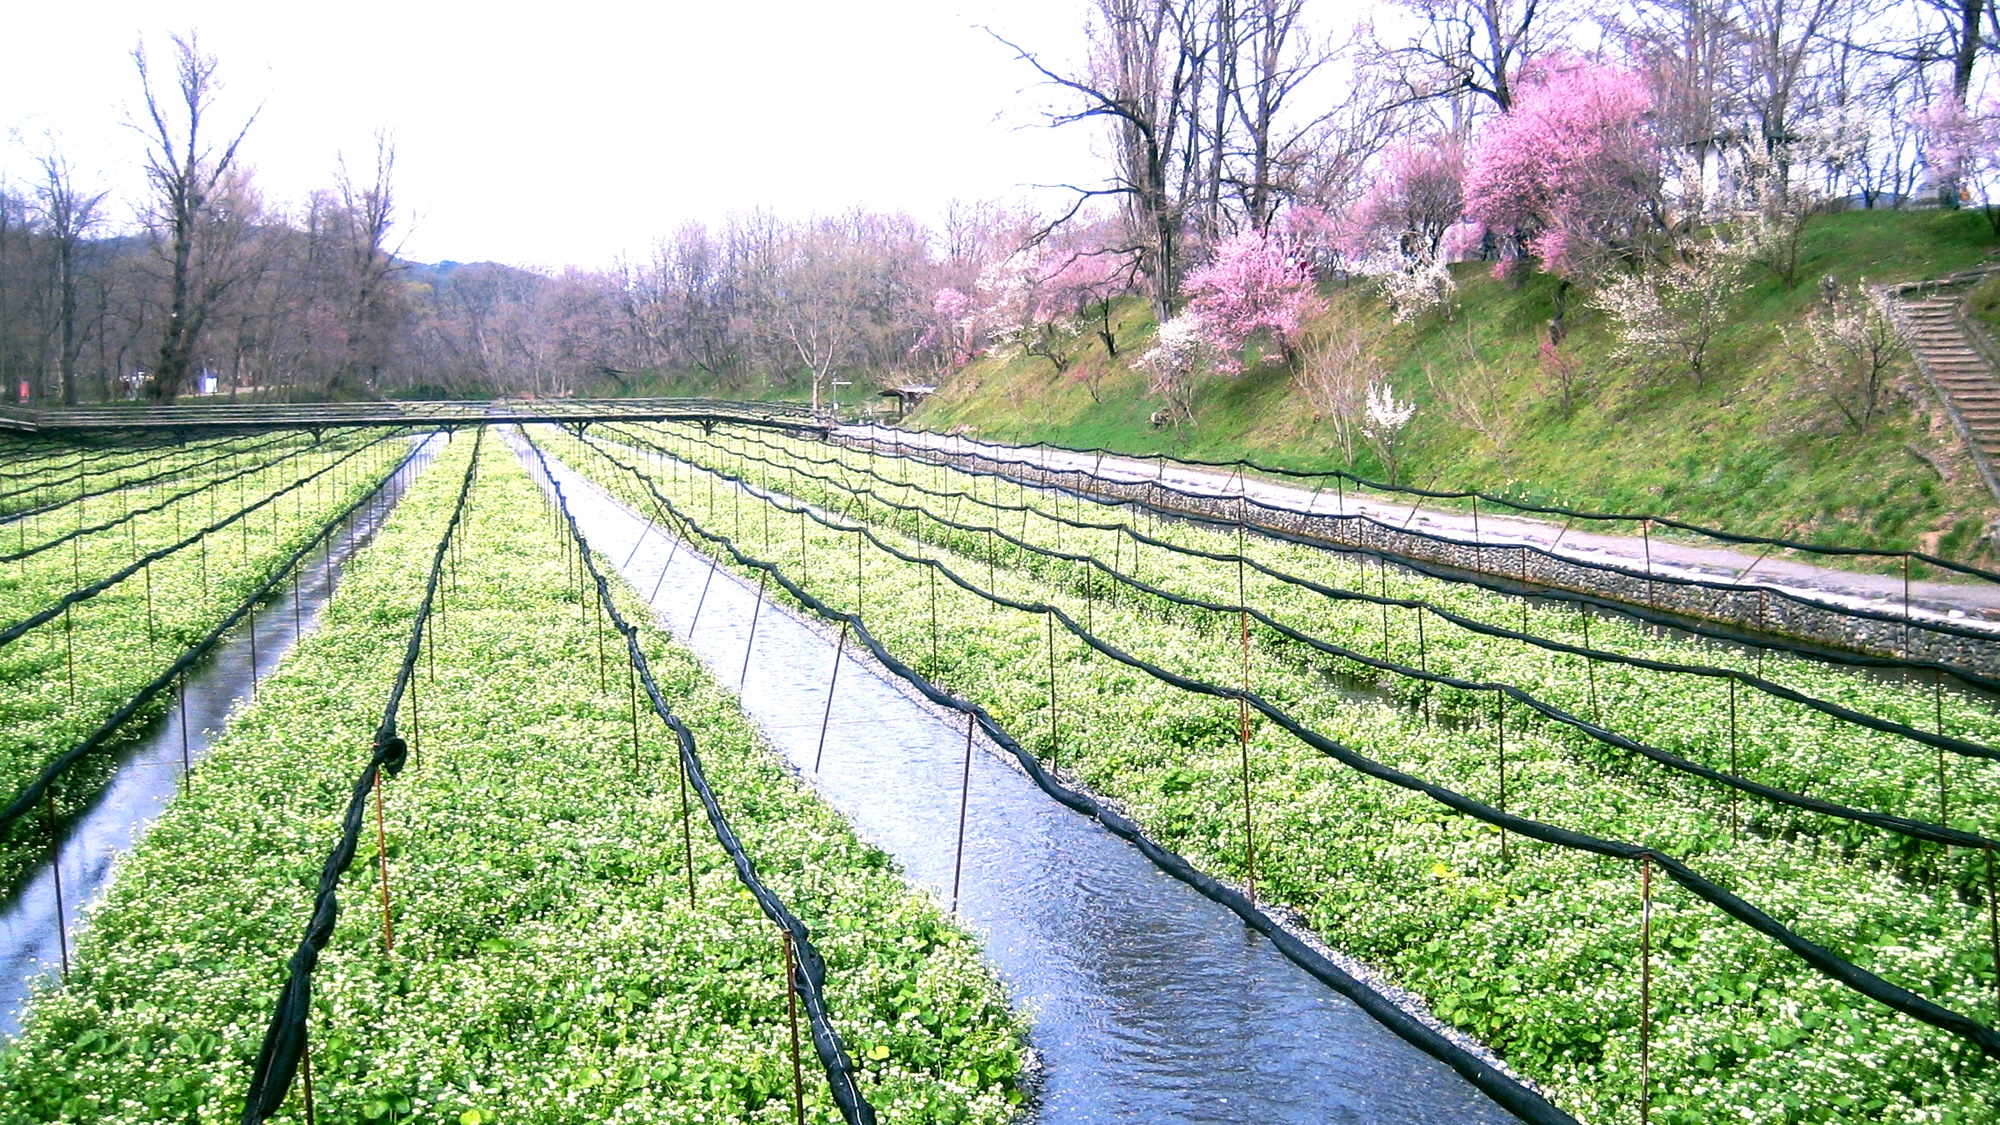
[917,209,2000,560]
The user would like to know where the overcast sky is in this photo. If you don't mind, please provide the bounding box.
[0,0,1111,269]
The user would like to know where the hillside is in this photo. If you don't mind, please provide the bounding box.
[914,209,2000,562]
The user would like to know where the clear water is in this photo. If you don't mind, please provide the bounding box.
[523,439,1519,1125]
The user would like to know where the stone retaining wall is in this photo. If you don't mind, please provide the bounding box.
[841,436,2000,677]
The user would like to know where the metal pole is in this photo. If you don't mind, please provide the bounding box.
[952,711,974,916]
[1903,555,1913,658]
[1643,519,1656,609]
[1497,696,1508,865]
[178,671,192,791]
[629,656,641,775]
[1239,606,1257,906]
[45,793,68,979]
[1729,679,1740,840]
[1380,556,1391,658]
[374,767,394,953]
[248,602,259,698]
[688,557,719,633]
[678,743,697,908]
[1581,609,1600,724]
[301,1033,317,1125]
[1046,613,1059,769]
[1985,847,2000,1013]
[740,572,768,692]
[1417,609,1430,726]
[814,620,849,772]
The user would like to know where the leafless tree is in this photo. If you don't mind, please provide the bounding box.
[995,0,1217,317]
[1298,316,1387,463]
[1227,0,1337,230]
[1383,0,1567,115]
[330,132,402,397]
[33,152,106,406]
[133,33,260,400]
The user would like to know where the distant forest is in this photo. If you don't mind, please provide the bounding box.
[3,0,1994,406]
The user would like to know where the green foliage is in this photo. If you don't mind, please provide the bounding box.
[0,432,402,890]
[917,209,2000,559]
[1965,275,2000,338]
[566,423,2000,1125]
[0,437,1024,1124]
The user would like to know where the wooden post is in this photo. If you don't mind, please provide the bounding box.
[374,767,394,953]
[785,931,807,1125]
[1640,854,1653,1125]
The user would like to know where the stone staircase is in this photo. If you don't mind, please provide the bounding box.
[1895,296,2000,458]
[1879,276,2000,505]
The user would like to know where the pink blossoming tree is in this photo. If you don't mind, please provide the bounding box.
[1344,139,1468,265]
[1180,227,1326,370]
[910,286,982,371]
[1463,60,1661,281]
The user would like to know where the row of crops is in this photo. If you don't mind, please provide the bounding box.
[0,428,417,890]
[0,429,1025,1124]
[533,420,2000,1125]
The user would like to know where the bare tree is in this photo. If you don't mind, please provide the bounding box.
[1426,328,1516,462]
[1384,0,1565,115]
[1298,317,1387,463]
[995,0,1217,318]
[1228,0,1336,229]
[331,132,402,397]
[133,32,260,400]
[1802,294,1909,428]
[1732,0,1845,196]
[33,152,106,406]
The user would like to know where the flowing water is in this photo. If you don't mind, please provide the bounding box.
[521,438,1518,1125]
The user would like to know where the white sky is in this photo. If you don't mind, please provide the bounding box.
[0,0,1114,269]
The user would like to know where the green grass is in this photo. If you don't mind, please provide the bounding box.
[915,209,2000,561]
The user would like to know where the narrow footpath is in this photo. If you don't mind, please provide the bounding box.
[844,424,2000,628]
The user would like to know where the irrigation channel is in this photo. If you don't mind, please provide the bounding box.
[0,432,446,1036]
[517,431,1523,1124]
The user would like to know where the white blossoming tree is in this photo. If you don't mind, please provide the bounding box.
[1360,378,1417,483]
[1136,313,1218,427]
